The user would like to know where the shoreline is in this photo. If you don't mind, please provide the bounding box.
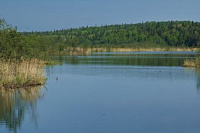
[1,83,44,90]
[1,47,199,90]
[57,47,199,55]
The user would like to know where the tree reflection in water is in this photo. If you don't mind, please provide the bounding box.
[0,86,46,133]
[196,69,200,91]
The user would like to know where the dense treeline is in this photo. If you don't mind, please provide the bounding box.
[23,21,200,55]
[0,19,48,60]
[1,19,200,58]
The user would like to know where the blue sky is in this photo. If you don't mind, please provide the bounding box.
[0,0,199,31]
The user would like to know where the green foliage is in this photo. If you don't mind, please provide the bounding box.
[23,21,200,55]
[1,18,200,58]
[0,18,49,61]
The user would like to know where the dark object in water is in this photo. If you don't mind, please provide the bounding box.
[56,77,58,80]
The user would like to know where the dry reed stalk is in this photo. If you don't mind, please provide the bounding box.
[0,59,46,89]
[183,59,195,67]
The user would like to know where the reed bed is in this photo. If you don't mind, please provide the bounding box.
[183,57,200,68]
[60,47,199,55]
[0,59,46,89]
[183,59,195,67]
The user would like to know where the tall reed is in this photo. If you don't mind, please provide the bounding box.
[183,57,200,67]
[0,59,46,89]
[183,59,195,67]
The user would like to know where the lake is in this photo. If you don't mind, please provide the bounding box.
[1,51,200,133]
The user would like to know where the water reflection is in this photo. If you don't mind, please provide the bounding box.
[0,86,46,133]
[195,69,200,91]
[1,52,197,133]
[91,51,197,55]
[52,53,200,93]
[53,53,195,67]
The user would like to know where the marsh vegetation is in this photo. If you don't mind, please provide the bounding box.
[183,57,200,67]
[0,19,47,89]
[0,59,46,89]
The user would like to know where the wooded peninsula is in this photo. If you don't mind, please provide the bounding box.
[23,20,200,55]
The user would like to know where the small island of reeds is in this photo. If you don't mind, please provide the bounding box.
[0,59,46,89]
[183,57,200,68]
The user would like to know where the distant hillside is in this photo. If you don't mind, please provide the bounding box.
[22,21,200,55]
[25,21,200,47]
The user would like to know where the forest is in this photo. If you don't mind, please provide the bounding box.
[23,20,200,55]
[1,19,200,59]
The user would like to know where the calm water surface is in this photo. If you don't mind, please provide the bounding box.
[1,51,200,133]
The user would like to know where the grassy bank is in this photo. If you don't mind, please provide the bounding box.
[0,59,46,89]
